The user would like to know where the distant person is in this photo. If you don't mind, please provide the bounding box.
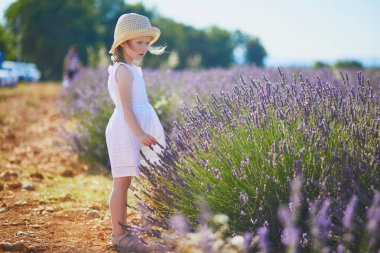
[62,45,82,86]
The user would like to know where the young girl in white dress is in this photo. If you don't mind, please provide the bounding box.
[105,13,167,252]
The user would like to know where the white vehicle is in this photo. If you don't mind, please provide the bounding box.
[2,61,41,82]
[1,64,19,85]
[24,63,41,81]
[0,68,17,87]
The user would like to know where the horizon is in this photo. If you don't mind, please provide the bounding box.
[1,0,379,67]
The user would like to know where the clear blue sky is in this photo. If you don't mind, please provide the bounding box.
[1,0,379,66]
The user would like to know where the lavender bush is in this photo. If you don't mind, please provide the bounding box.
[162,177,380,253]
[59,65,380,251]
[59,65,380,169]
[130,69,379,251]
[58,67,112,165]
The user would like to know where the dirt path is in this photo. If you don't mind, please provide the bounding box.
[0,83,122,252]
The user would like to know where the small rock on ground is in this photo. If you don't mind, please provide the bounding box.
[22,181,35,191]
[14,200,28,206]
[61,169,75,177]
[0,170,19,181]
[6,181,22,190]
[0,240,26,251]
[30,172,44,182]
[86,209,101,219]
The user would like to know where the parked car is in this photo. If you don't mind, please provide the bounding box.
[2,61,23,81]
[24,63,41,81]
[0,68,17,87]
[1,61,41,84]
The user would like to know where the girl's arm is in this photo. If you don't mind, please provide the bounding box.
[115,65,157,146]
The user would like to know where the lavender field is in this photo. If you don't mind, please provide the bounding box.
[59,66,380,252]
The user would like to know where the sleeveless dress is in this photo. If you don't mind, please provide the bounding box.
[105,62,166,178]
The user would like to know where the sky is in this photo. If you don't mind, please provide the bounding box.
[1,0,379,66]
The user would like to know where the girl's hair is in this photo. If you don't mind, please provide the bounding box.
[111,41,167,63]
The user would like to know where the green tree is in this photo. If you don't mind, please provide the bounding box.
[147,19,238,69]
[5,0,102,80]
[231,30,249,46]
[313,61,330,69]
[334,60,363,69]
[0,25,16,60]
[246,37,267,67]
[183,27,207,69]
[143,16,180,68]
[4,0,268,75]
[201,26,235,68]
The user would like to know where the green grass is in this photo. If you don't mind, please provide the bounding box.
[32,173,110,209]
[31,172,139,211]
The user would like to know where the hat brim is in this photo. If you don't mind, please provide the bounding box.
[109,27,161,54]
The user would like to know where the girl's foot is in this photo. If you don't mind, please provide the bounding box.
[110,232,148,253]
[110,232,171,252]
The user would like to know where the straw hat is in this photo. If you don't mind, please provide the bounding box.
[109,13,161,54]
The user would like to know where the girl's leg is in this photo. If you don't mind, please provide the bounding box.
[109,176,132,236]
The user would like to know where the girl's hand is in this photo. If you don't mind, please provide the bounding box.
[138,133,158,146]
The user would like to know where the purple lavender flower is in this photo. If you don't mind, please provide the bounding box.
[366,192,380,249]
[169,214,190,237]
[278,207,300,251]
[243,232,253,251]
[310,199,331,251]
[336,244,345,253]
[342,195,358,231]
[289,175,303,213]
[240,191,249,205]
[257,221,270,253]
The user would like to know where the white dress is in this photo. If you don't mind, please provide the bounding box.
[105,62,166,178]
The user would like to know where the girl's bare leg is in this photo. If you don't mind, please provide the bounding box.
[109,176,132,236]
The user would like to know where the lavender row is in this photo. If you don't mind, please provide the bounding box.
[58,66,380,251]
[129,68,380,252]
[58,66,380,168]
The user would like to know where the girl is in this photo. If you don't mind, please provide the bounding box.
[105,13,167,252]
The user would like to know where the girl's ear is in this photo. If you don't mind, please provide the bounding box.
[120,41,129,49]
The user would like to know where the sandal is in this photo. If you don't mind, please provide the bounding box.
[110,232,151,253]
[110,232,172,252]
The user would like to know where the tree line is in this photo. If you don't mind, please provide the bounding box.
[0,0,267,80]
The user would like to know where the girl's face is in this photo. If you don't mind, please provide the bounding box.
[120,36,152,62]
